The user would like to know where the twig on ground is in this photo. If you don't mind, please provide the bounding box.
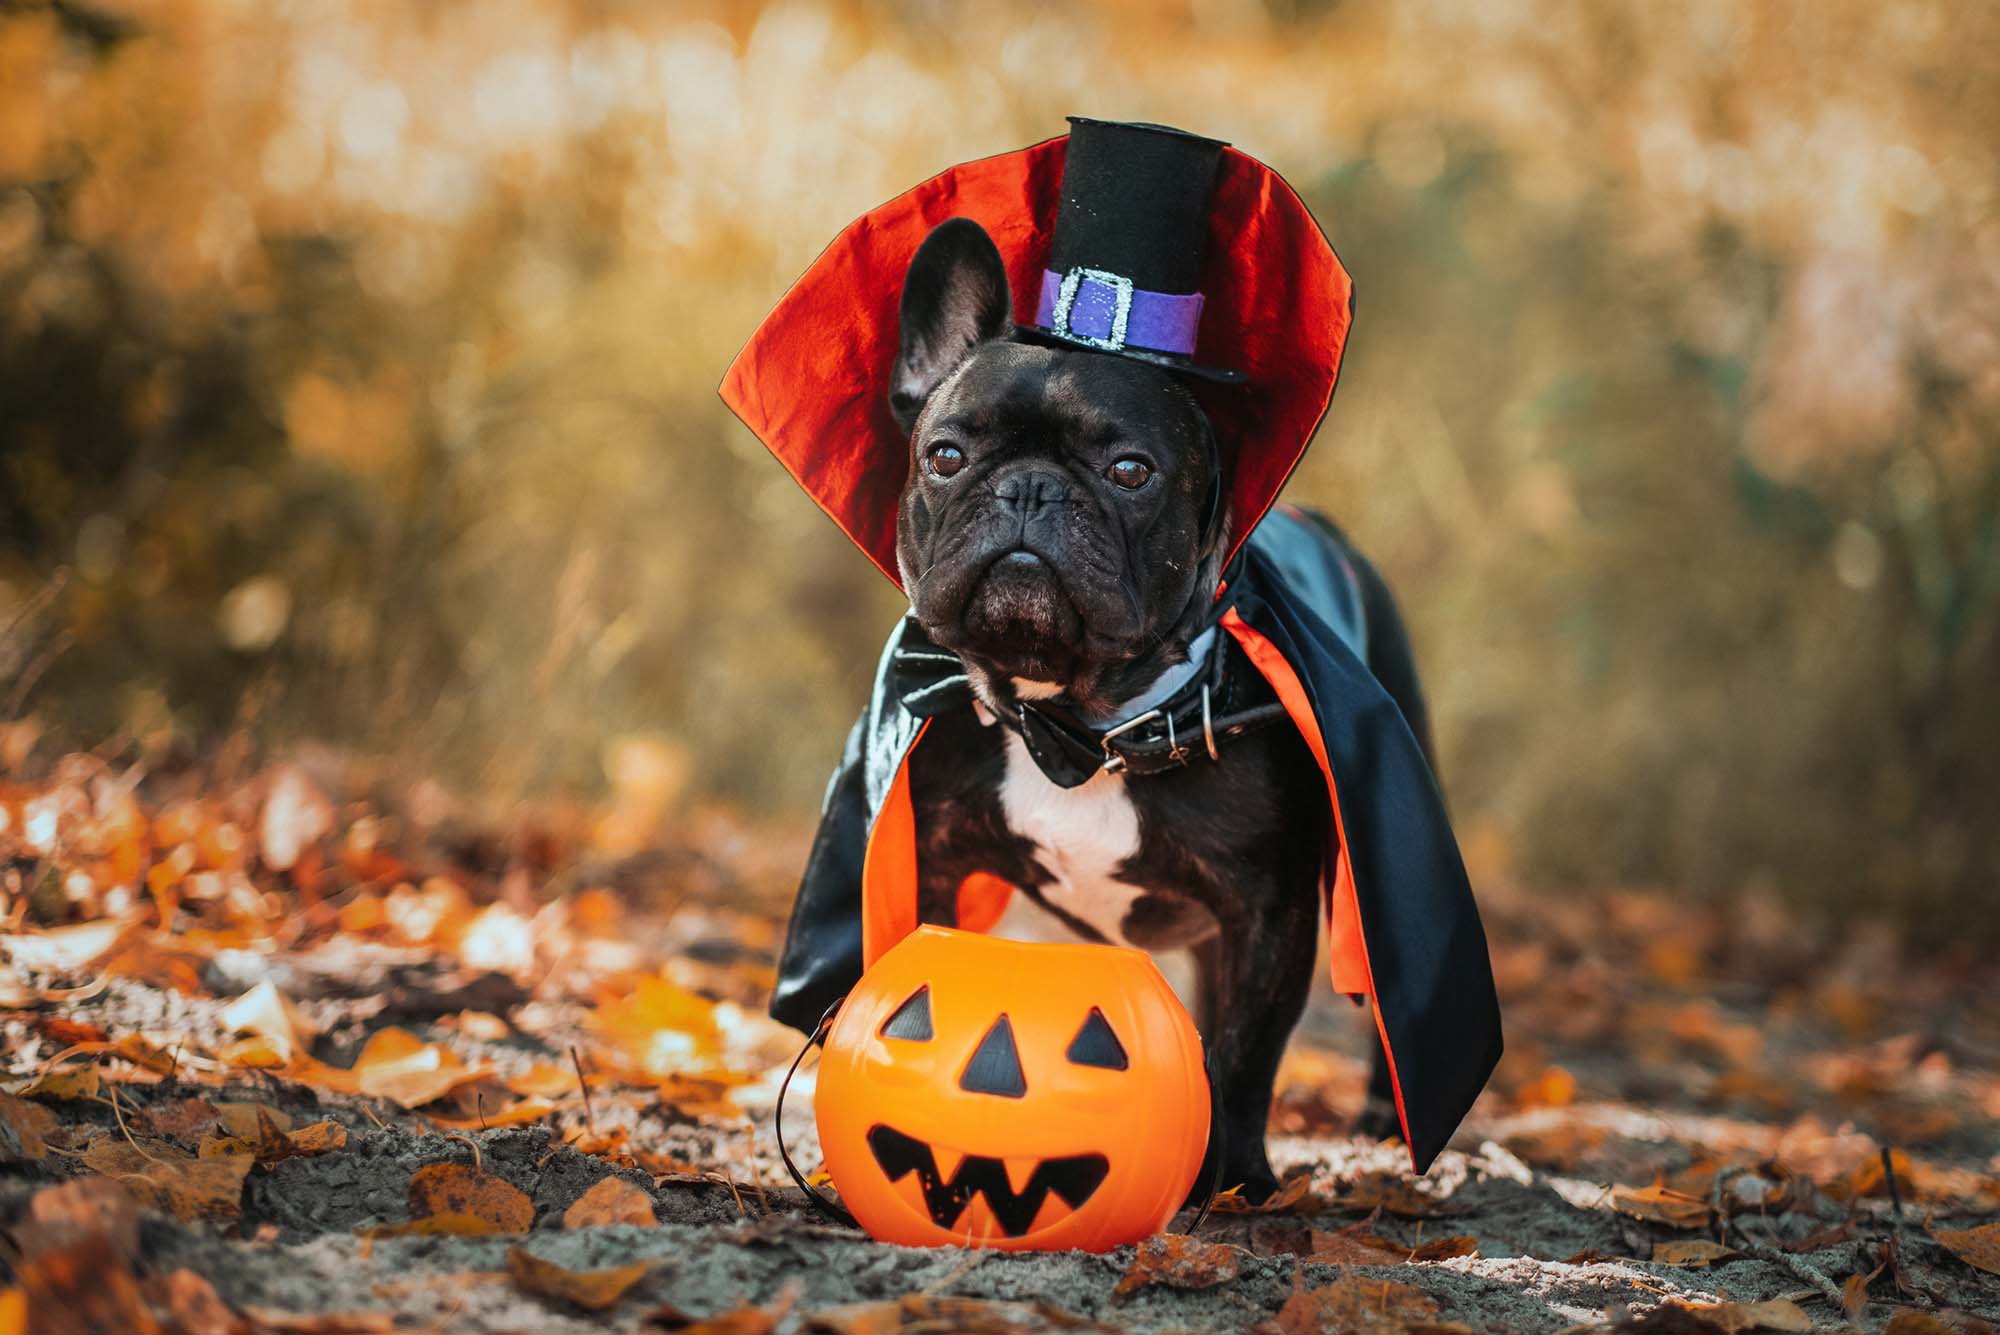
[1880,1147,1904,1230]
[1710,1165,1749,1244]
[705,1171,749,1216]
[100,1080,171,1166]
[33,977,109,1004]
[441,1131,482,1171]
[1732,1242,1846,1309]
[920,1248,988,1295]
[1725,1196,1846,1310]
[571,1046,595,1135]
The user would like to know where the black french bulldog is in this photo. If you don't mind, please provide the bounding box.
[884,218,1433,1200]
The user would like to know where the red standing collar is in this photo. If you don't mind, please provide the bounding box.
[719,132,1354,586]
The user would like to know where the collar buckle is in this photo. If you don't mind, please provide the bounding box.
[1097,707,1162,773]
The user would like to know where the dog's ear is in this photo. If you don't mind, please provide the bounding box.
[891,218,1011,434]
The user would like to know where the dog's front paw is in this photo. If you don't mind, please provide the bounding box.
[1223,1152,1280,1206]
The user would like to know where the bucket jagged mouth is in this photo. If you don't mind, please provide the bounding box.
[865,1124,1109,1236]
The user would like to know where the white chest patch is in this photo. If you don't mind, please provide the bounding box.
[997,731,1145,945]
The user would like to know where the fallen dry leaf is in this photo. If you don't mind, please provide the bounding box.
[458,904,537,978]
[1211,1171,1318,1215]
[202,1115,347,1163]
[1678,1299,1815,1334]
[284,1120,349,1155]
[1653,1239,1741,1268]
[645,1287,797,1333]
[15,1236,162,1335]
[1328,1173,1448,1218]
[103,1033,178,1076]
[23,1177,141,1259]
[654,1071,749,1120]
[1883,1315,1970,1335]
[30,1015,106,1046]
[506,1246,651,1311]
[1306,1227,1409,1266]
[1735,1300,1815,1333]
[588,973,723,1077]
[219,979,316,1065]
[348,1026,491,1108]
[802,1295,1086,1334]
[237,1309,397,1333]
[100,937,208,997]
[1112,1233,1241,1301]
[451,1009,511,1040]
[1611,1183,1715,1230]
[1408,1235,1480,1262]
[149,1267,250,1335]
[570,1126,633,1158]
[0,1090,54,1162]
[260,766,333,873]
[198,1105,291,1161]
[405,1161,533,1233]
[0,919,127,973]
[1513,1063,1579,1107]
[504,1062,579,1099]
[1266,1274,1441,1334]
[426,1094,561,1131]
[216,1034,290,1069]
[635,1150,703,1177]
[81,1138,253,1222]
[564,1175,658,1228]
[1929,1220,2000,1275]
[1843,1269,1877,1320]
[1611,1303,1732,1334]
[213,1102,294,1138]
[5,1063,100,1102]
[0,964,35,1008]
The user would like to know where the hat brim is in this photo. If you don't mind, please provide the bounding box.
[1011,325,1246,384]
[720,132,1352,588]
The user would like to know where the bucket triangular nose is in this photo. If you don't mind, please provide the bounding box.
[958,1015,1027,1097]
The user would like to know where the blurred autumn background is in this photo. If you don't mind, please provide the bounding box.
[3,0,1998,947]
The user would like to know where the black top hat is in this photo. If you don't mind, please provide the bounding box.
[1016,117,1245,384]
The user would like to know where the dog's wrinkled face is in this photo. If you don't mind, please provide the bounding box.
[891,220,1222,709]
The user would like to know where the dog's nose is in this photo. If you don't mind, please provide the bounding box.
[994,469,1068,518]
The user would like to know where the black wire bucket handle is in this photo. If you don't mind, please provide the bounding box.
[772,994,1228,1236]
[774,997,859,1228]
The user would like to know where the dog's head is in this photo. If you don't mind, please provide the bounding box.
[891,219,1225,712]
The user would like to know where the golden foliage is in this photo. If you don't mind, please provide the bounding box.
[0,1,1995,931]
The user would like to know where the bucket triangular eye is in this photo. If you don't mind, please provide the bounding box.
[958,1015,1027,1097]
[1065,1008,1129,1070]
[879,986,933,1041]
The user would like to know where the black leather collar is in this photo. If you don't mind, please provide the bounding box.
[887,618,1288,790]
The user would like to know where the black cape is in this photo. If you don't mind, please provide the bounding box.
[770,506,1503,1173]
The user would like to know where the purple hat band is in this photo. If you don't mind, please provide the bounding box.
[1034,268,1205,357]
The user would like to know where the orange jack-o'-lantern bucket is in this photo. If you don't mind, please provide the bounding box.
[778,925,1214,1251]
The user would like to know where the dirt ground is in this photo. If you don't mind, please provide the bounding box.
[2,751,1998,1333]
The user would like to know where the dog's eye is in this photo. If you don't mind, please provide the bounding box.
[1107,457,1152,490]
[926,443,966,478]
